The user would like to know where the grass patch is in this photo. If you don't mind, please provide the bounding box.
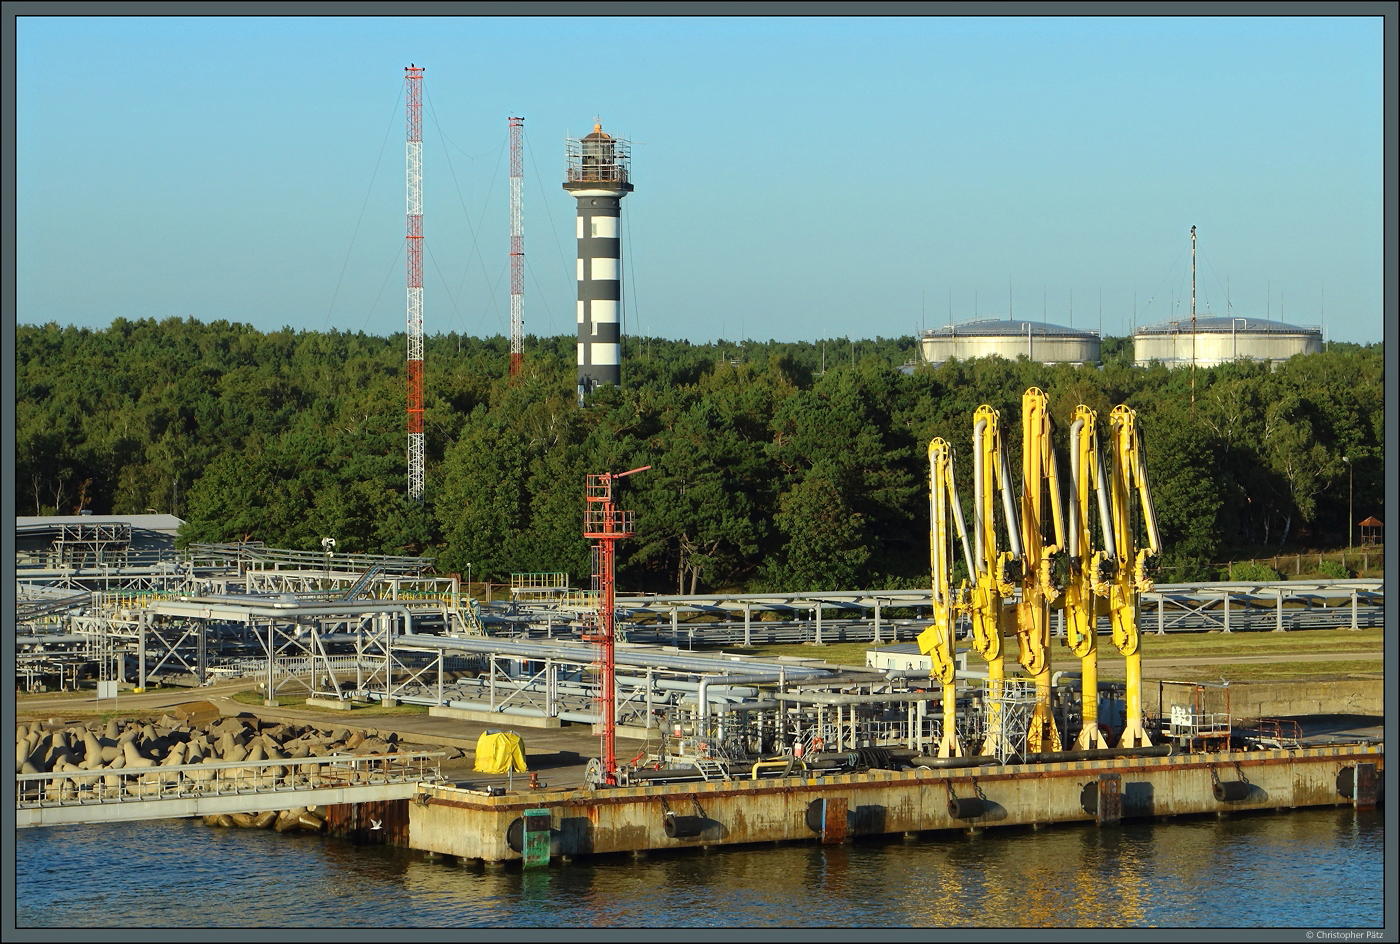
[1122,628,1382,660]
[701,629,1381,685]
[231,690,307,708]
[15,707,168,724]
[706,629,1381,670]
[1100,660,1383,683]
[340,703,429,717]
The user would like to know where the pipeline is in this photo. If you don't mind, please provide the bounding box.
[445,699,568,721]
[1051,671,1126,693]
[1069,418,1085,562]
[973,417,987,570]
[400,633,829,680]
[711,699,782,714]
[775,690,944,706]
[1000,438,1023,559]
[801,746,909,771]
[1020,744,1173,763]
[750,757,807,779]
[622,766,722,784]
[699,673,786,723]
[910,754,1001,769]
[911,744,1173,766]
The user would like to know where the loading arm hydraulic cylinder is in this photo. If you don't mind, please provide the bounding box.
[1107,405,1162,748]
[1017,387,1066,754]
[917,437,975,758]
[967,405,1020,758]
[1065,405,1117,749]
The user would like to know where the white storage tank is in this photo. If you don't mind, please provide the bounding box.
[919,319,1100,367]
[1133,316,1322,368]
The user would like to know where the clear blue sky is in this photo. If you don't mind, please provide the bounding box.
[15,15,1386,344]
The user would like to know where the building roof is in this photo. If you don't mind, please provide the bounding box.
[920,318,1099,339]
[1135,316,1320,336]
[1358,516,1383,527]
[16,514,185,534]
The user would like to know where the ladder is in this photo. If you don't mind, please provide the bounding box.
[692,758,730,782]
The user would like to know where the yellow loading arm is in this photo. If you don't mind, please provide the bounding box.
[1107,404,1162,748]
[966,405,1020,758]
[917,437,975,757]
[1064,405,1116,749]
[1017,387,1066,754]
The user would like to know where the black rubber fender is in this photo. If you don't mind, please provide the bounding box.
[948,796,985,819]
[664,814,706,839]
[1080,781,1098,815]
[1213,780,1250,802]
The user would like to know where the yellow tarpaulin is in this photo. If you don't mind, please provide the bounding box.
[473,730,528,773]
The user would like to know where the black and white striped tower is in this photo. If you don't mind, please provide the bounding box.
[564,122,633,405]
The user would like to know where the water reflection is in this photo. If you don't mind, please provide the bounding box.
[15,809,1383,928]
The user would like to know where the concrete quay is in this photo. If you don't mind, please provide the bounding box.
[404,743,1384,864]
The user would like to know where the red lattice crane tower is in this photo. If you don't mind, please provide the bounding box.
[582,465,649,785]
[509,116,525,378]
[405,65,425,502]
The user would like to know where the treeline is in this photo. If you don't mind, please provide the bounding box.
[15,317,1384,589]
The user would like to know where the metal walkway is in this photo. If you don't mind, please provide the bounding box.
[16,752,442,828]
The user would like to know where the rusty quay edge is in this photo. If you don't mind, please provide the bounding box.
[401,744,1382,863]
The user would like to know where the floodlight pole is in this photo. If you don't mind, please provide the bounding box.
[583,465,650,784]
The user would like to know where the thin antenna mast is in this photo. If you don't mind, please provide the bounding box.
[509,116,525,378]
[405,65,425,502]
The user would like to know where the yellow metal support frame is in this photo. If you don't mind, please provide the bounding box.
[966,405,1018,758]
[917,437,967,758]
[1108,405,1162,748]
[1017,388,1066,754]
[1064,405,1114,749]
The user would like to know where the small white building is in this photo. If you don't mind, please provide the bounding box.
[865,643,969,674]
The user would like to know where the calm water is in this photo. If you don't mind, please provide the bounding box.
[15,807,1384,929]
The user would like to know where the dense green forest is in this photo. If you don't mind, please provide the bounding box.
[15,318,1384,590]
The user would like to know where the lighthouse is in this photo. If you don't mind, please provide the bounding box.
[564,122,633,404]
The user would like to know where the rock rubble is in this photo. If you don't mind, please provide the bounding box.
[15,710,464,830]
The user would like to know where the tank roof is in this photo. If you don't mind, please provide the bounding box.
[1135,316,1320,336]
[921,318,1098,339]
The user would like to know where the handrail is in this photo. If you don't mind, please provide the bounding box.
[16,751,444,810]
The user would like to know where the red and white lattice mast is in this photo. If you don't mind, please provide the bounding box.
[405,66,425,501]
[583,465,649,785]
[509,116,525,378]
